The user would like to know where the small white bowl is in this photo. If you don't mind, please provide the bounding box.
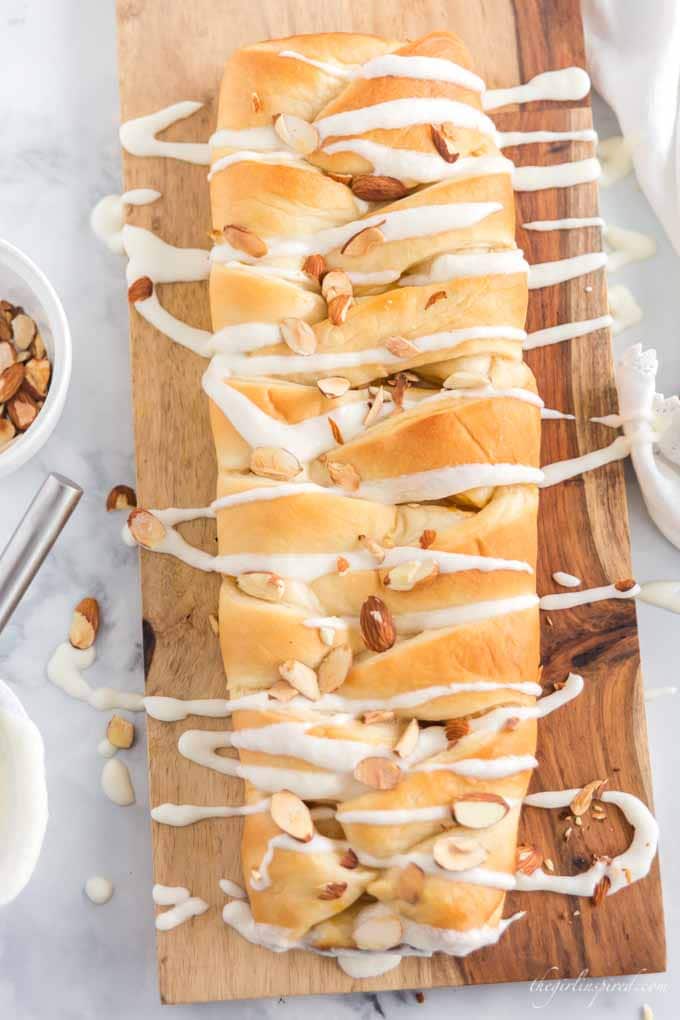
[0,239,72,478]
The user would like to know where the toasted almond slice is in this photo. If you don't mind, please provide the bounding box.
[360,595,396,652]
[0,417,16,450]
[270,789,314,842]
[433,834,488,871]
[362,710,395,725]
[353,903,403,951]
[340,848,359,869]
[614,577,636,592]
[570,779,607,817]
[419,529,436,549]
[127,276,153,303]
[358,533,386,563]
[354,756,401,790]
[237,571,285,602]
[351,175,408,201]
[327,293,352,326]
[318,881,348,901]
[106,484,137,512]
[394,718,419,758]
[328,417,344,445]
[31,331,47,359]
[223,224,267,258]
[340,223,387,258]
[23,358,51,400]
[274,113,319,155]
[452,793,510,829]
[444,718,470,745]
[425,289,447,309]
[397,862,425,904]
[363,386,384,427]
[279,659,320,701]
[106,714,135,750]
[327,170,353,185]
[127,508,167,549]
[318,645,352,693]
[321,269,353,301]
[268,679,298,703]
[302,254,326,281]
[0,363,25,403]
[430,124,460,163]
[0,342,15,372]
[318,376,350,398]
[69,597,100,650]
[385,335,420,358]
[7,388,37,431]
[515,844,543,875]
[327,460,360,491]
[280,317,317,355]
[250,446,302,480]
[11,313,37,350]
[443,370,490,389]
[592,874,611,906]
[384,559,439,592]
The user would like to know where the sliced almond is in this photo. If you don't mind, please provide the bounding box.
[363,386,384,427]
[7,388,37,431]
[419,529,436,549]
[0,342,16,372]
[279,659,320,701]
[0,417,16,450]
[391,372,410,411]
[445,718,470,745]
[302,254,326,281]
[69,597,100,650]
[127,276,153,303]
[515,844,543,875]
[570,779,607,817]
[363,710,395,725]
[358,534,385,563]
[614,577,636,592]
[31,331,47,359]
[318,645,352,693]
[327,460,360,491]
[353,903,403,951]
[250,446,302,480]
[23,358,51,400]
[223,224,267,258]
[341,223,386,257]
[430,124,460,163]
[237,571,285,602]
[591,875,611,906]
[394,718,419,758]
[425,289,447,309]
[268,679,298,703]
[318,376,350,398]
[106,484,137,512]
[11,313,36,350]
[360,595,396,652]
[127,508,166,549]
[351,175,408,202]
[328,417,344,445]
[327,293,352,326]
[397,862,425,904]
[384,335,420,358]
[384,559,439,592]
[208,613,219,635]
[270,789,314,842]
[280,317,317,355]
[318,881,348,901]
[328,171,353,185]
[340,848,359,870]
[433,834,488,872]
[321,269,353,302]
[354,756,401,790]
[452,793,510,829]
[274,113,319,155]
[106,714,135,750]
[0,363,25,403]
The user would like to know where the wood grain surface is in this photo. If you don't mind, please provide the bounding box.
[115,0,666,1004]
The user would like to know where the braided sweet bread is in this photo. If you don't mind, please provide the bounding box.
[205,30,540,966]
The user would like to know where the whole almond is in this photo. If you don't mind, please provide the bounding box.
[354,756,401,790]
[273,113,319,155]
[431,124,460,163]
[237,571,285,602]
[280,317,317,356]
[614,578,636,592]
[250,446,302,480]
[385,335,420,358]
[0,363,25,403]
[340,224,385,257]
[23,358,51,400]
[302,254,326,281]
[351,175,408,201]
[11,313,36,350]
[270,789,314,842]
[327,293,352,326]
[69,597,100,650]
[7,388,37,431]
[106,484,137,512]
[128,276,153,303]
[127,508,167,549]
[360,595,396,652]
[223,224,268,258]
[322,269,353,302]
[327,460,360,491]
[318,645,352,693]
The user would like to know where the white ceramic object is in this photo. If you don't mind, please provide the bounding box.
[0,239,71,478]
[0,677,48,905]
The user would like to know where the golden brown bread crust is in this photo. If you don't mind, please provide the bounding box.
[206,29,540,955]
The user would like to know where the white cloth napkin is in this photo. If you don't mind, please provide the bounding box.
[583,0,680,253]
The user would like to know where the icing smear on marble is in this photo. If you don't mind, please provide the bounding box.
[46,642,144,712]
[85,876,113,905]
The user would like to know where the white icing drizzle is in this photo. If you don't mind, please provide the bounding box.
[279,51,486,92]
[219,878,247,899]
[46,643,144,712]
[638,581,680,615]
[604,225,656,273]
[541,407,575,421]
[101,758,135,807]
[552,571,581,588]
[210,125,281,150]
[208,149,317,181]
[598,135,633,188]
[645,686,678,702]
[85,876,113,905]
[153,884,189,906]
[539,582,640,611]
[322,143,512,185]
[513,157,600,192]
[528,252,608,289]
[97,738,117,759]
[278,49,355,78]
[315,98,498,142]
[349,464,544,503]
[609,284,643,336]
[151,799,271,827]
[156,895,209,931]
[540,436,631,487]
[498,128,597,147]
[123,224,209,285]
[90,189,161,254]
[523,217,604,232]
[337,953,402,978]
[120,101,210,165]
[483,67,590,111]
[524,314,612,350]
[399,249,529,287]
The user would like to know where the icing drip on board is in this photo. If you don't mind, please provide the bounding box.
[524,315,612,351]
[120,101,210,164]
[483,67,590,110]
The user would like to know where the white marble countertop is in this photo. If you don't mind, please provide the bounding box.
[0,2,677,1018]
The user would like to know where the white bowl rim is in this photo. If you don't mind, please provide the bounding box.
[0,239,72,478]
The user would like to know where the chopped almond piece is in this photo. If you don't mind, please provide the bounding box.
[127,276,153,303]
[327,293,352,326]
[250,446,302,480]
[318,645,352,693]
[7,388,37,431]
[358,533,385,562]
[351,175,408,201]
[419,529,436,549]
[0,363,25,403]
[278,659,320,701]
[430,124,460,163]
[394,718,419,758]
[270,789,314,842]
[425,290,447,309]
[11,313,36,349]
[107,714,135,750]
[515,844,543,875]
[363,386,384,427]
[363,710,395,725]
[318,881,347,901]
[354,756,401,790]
[0,418,16,450]
[69,597,100,650]
[106,484,137,512]
[445,718,470,744]
[23,358,51,400]
[327,460,360,491]
[280,317,317,355]
[592,875,611,906]
[273,113,319,155]
[321,270,352,301]
[570,779,607,816]
[268,679,298,703]
[0,341,15,372]
[340,848,359,869]
[302,254,326,281]
[328,417,344,445]
[614,577,636,592]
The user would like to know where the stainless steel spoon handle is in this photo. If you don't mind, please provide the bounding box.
[0,473,82,633]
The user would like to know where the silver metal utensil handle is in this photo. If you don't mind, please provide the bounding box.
[0,473,82,633]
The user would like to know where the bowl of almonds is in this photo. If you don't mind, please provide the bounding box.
[0,239,71,477]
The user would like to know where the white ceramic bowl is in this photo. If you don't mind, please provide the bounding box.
[0,239,71,478]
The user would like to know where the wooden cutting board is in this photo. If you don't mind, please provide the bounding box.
[115,0,666,1003]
